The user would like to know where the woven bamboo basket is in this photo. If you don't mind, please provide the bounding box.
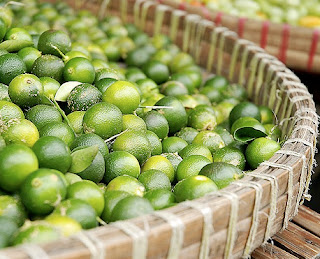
[157,0,320,74]
[0,0,318,258]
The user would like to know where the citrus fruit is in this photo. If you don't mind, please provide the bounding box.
[214,127,234,146]
[216,100,237,121]
[0,53,27,85]
[104,151,140,183]
[170,52,194,73]
[0,136,5,151]
[40,77,60,101]
[17,47,42,72]
[66,111,85,134]
[45,214,82,237]
[70,133,109,160]
[67,180,104,216]
[2,28,33,50]
[2,119,39,147]
[188,106,217,131]
[192,94,211,106]
[13,224,61,246]
[32,136,72,173]
[175,127,200,144]
[152,49,172,65]
[181,69,202,89]
[204,75,229,91]
[63,57,95,84]
[26,104,62,130]
[31,54,65,82]
[53,198,97,229]
[136,78,159,99]
[0,18,7,41]
[110,196,154,222]
[8,73,43,108]
[170,72,195,94]
[199,162,243,189]
[160,81,188,97]
[0,83,10,101]
[67,83,102,112]
[95,68,120,82]
[146,130,162,156]
[0,216,18,246]
[162,137,188,153]
[179,143,213,162]
[101,190,132,223]
[245,137,281,169]
[222,83,247,101]
[20,168,67,215]
[192,131,225,154]
[122,114,147,132]
[83,102,122,139]
[173,175,218,202]
[0,195,27,226]
[176,95,198,110]
[141,155,175,182]
[143,110,169,140]
[0,7,12,29]
[92,59,109,71]
[259,105,274,124]
[142,60,169,84]
[95,78,117,94]
[213,146,246,170]
[0,144,38,192]
[65,173,82,185]
[144,189,175,210]
[176,155,212,181]
[201,86,223,103]
[40,122,75,147]
[125,47,151,68]
[71,146,105,183]
[38,29,71,57]
[229,102,261,126]
[138,169,171,191]
[160,152,183,173]
[125,67,146,83]
[106,175,145,197]
[112,130,151,164]
[155,96,187,134]
[102,80,140,114]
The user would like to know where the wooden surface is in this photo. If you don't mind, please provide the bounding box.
[252,205,320,259]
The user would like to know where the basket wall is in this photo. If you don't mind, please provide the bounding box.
[157,0,320,74]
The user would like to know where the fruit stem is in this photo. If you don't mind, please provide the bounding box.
[50,44,67,60]
[138,105,173,109]
[104,129,128,143]
[46,96,77,137]
[96,216,107,226]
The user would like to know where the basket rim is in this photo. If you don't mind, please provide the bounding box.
[0,0,318,258]
[158,0,320,74]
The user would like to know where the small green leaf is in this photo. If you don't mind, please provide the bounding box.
[0,40,33,52]
[69,145,99,174]
[54,81,81,102]
[231,117,267,143]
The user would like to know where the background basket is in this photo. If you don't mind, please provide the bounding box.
[0,0,318,258]
[157,0,320,74]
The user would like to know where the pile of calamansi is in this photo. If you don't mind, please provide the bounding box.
[0,0,281,248]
